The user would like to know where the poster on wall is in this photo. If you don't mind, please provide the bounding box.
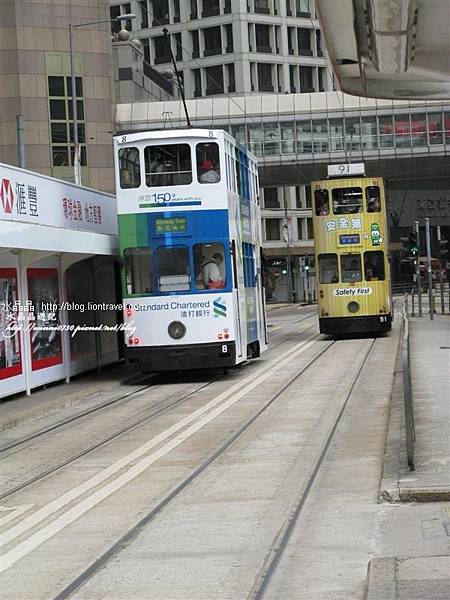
[27,268,62,370]
[0,269,22,380]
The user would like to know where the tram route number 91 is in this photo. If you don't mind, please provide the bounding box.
[379,316,388,322]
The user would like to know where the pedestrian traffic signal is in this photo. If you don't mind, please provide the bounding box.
[408,231,419,257]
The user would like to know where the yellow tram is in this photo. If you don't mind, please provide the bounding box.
[312,167,392,335]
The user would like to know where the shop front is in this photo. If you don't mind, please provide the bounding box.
[0,163,118,398]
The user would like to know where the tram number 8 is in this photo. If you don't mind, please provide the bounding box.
[221,345,228,353]
[379,316,388,322]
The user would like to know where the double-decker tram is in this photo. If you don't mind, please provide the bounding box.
[114,128,268,371]
[312,164,392,335]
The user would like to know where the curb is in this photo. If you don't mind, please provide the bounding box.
[366,558,397,600]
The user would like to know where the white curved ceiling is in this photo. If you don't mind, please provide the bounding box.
[315,0,450,99]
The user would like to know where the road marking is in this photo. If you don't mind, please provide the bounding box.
[0,505,34,527]
[1,336,318,571]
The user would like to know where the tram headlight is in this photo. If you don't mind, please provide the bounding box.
[347,301,360,314]
[168,320,186,340]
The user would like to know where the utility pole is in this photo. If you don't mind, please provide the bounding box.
[415,220,422,317]
[425,218,434,320]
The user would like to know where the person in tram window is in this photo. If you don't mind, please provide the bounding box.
[343,258,361,282]
[367,197,381,213]
[201,253,225,289]
[199,159,220,183]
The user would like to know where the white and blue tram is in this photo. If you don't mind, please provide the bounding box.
[114,129,268,371]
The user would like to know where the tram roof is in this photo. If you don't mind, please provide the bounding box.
[114,128,231,145]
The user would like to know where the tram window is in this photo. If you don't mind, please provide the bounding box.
[194,242,226,290]
[242,242,256,287]
[332,187,362,214]
[144,144,192,187]
[341,254,362,282]
[118,147,141,189]
[364,251,385,281]
[366,186,381,212]
[314,189,330,216]
[157,247,190,291]
[318,253,339,284]
[124,248,153,294]
[196,143,220,184]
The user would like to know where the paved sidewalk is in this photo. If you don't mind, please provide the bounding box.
[369,311,450,599]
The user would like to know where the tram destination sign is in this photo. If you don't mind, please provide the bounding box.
[339,234,361,245]
[155,216,187,234]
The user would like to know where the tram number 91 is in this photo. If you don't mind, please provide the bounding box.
[379,316,388,322]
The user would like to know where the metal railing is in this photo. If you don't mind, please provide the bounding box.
[402,294,415,470]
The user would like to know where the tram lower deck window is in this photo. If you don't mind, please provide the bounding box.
[157,247,190,291]
[318,253,338,283]
[341,253,362,282]
[145,144,192,187]
[194,243,226,290]
[364,251,385,280]
[124,248,153,294]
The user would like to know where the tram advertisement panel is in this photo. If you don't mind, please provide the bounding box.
[27,269,62,370]
[124,293,235,347]
[0,269,22,380]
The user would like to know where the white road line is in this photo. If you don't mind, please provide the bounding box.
[1,336,318,570]
[1,338,316,572]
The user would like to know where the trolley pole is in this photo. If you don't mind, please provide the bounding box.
[425,218,434,320]
[415,220,422,317]
[437,226,445,313]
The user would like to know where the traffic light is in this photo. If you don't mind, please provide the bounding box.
[304,257,310,272]
[408,231,419,257]
[401,229,418,258]
[437,238,448,261]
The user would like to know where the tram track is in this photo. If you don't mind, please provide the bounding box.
[48,333,334,600]
[0,374,225,501]
[248,337,378,599]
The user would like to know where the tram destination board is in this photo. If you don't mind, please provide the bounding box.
[155,217,187,234]
[339,234,361,245]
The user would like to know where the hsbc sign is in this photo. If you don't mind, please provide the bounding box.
[0,178,15,213]
[0,162,117,235]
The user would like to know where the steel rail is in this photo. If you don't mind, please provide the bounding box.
[52,338,335,600]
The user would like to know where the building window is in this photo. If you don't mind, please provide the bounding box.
[225,23,233,52]
[297,28,312,56]
[192,30,200,58]
[227,63,235,92]
[48,75,86,168]
[139,1,149,28]
[173,0,180,22]
[296,0,310,17]
[265,218,281,241]
[154,35,170,64]
[306,217,313,239]
[205,65,224,95]
[193,68,202,96]
[300,66,314,92]
[316,29,323,57]
[202,0,220,18]
[190,0,198,19]
[152,0,169,25]
[175,33,182,61]
[255,0,270,14]
[257,63,273,92]
[264,188,279,208]
[110,3,132,34]
[255,24,271,53]
[203,26,222,56]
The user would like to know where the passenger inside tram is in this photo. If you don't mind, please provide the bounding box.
[342,256,362,282]
[364,251,385,280]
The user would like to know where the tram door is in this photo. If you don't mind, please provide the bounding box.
[231,240,244,358]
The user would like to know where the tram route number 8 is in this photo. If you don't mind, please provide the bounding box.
[221,345,228,353]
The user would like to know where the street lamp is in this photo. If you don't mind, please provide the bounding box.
[69,13,136,185]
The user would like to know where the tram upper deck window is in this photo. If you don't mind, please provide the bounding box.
[157,246,190,291]
[194,242,226,290]
[364,251,385,280]
[314,189,330,216]
[332,187,362,214]
[196,142,221,184]
[366,186,381,212]
[318,253,339,283]
[341,253,362,282]
[118,147,141,189]
[145,144,192,187]
[124,248,153,294]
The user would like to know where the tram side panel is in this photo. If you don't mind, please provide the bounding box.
[312,177,392,335]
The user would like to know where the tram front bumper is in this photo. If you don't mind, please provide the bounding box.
[126,341,237,372]
[319,314,392,335]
